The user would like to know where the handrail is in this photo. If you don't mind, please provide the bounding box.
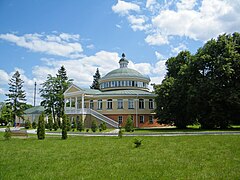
[65,108,118,128]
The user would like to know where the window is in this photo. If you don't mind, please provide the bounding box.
[117,99,124,109]
[149,116,154,124]
[139,99,144,109]
[90,100,94,109]
[118,116,123,125]
[65,98,70,107]
[98,100,102,110]
[128,99,134,109]
[149,99,154,109]
[107,99,112,109]
[140,115,144,123]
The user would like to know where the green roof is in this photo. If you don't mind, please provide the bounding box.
[82,89,155,96]
[24,106,45,114]
[101,68,150,81]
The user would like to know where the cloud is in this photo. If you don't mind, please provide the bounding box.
[112,0,140,15]
[0,33,83,58]
[171,43,187,55]
[112,0,240,46]
[155,51,165,60]
[86,44,95,49]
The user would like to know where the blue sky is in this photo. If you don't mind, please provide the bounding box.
[0,0,240,105]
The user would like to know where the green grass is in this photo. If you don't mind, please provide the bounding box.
[0,133,240,179]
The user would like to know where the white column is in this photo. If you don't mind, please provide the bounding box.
[135,97,138,128]
[82,94,85,120]
[70,97,72,109]
[75,97,77,112]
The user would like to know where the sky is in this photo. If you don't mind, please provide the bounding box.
[0,0,240,105]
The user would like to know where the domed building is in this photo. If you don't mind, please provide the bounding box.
[64,53,159,128]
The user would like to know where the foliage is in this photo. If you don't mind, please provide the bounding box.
[4,123,11,140]
[53,120,59,131]
[62,114,67,139]
[0,104,13,124]
[66,116,71,131]
[118,128,123,138]
[47,115,53,131]
[37,113,45,140]
[40,66,72,125]
[72,118,77,131]
[5,71,26,124]
[91,120,98,132]
[90,68,101,90]
[155,33,240,129]
[133,138,142,148]
[77,119,84,132]
[32,121,37,129]
[24,119,31,129]
[99,122,107,131]
[125,116,133,132]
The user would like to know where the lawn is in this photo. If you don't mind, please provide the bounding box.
[0,133,239,179]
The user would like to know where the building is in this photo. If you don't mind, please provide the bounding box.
[64,54,160,128]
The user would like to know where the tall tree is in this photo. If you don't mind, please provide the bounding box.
[5,71,26,124]
[37,113,45,140]
[90,68,101,90]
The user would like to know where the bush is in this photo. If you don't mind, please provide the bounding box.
[72,118,77,131]
[4,123,11,140]
[53,120,59,131]
[91,120,98,132]
[37,113,45,140]
[118,128,123,138]
[86,129,89,132]
[32,121,37,129]
[100,122,107,131]
[25,120,31,129]
[77,119,84,132]
[48,115,53,131]
[125,116,134,132]
[134,138,142,148]
[62,114,68,140]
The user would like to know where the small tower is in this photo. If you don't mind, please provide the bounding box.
[119,53,129,68]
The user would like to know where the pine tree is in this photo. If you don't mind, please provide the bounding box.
[90,68,101,90]
[48,115,53,131]
[62,114,68,139]
[5,71,26,124]
[125,116,133,132]
[37,113,45,140]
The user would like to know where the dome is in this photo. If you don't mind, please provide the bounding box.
[99,53,150,91]
[101,68,150,81]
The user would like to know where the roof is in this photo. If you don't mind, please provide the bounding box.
[24,106,45,114]
[82,89,156,96]
[100,68,150,81]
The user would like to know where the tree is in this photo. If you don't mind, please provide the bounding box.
[66,116,71,131]
[37,113,45,140]
[90,68,101,90]
[77,119,84,132]
[5,71,26,124]
[40,66,72,124]
[125,116,133,132]
[0,104,13,124]
[48,115,53,131]
[62,114,67,139]
[91,120,98,132]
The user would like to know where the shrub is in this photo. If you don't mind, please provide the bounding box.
[118,128,123,138]
[48,115,53,131]
[62,114,68,140]
[134,138,142,148]
[53,120,59,131]
[77,119,84,132]
[100,122,107,131]
[72,118,77,131]
[4,123,11,140]
[125,116,134,132]
[32,121,37,129]
[86,128,89,132]
[37,113,45,140]
[91,120,98,132]
[25,120,31,129]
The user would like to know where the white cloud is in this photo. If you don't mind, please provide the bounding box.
[116,24,122,29]
[171,43,187,55]
[155,51,165,60]
[86,44,95,49]
[145,33,169,46]
[112,0,240,45]
[0,33,83,58]
[112,0,140,15]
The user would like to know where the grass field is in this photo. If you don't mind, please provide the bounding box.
[0,133,240,179]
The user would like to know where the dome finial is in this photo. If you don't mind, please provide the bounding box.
[122,53,125,58]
